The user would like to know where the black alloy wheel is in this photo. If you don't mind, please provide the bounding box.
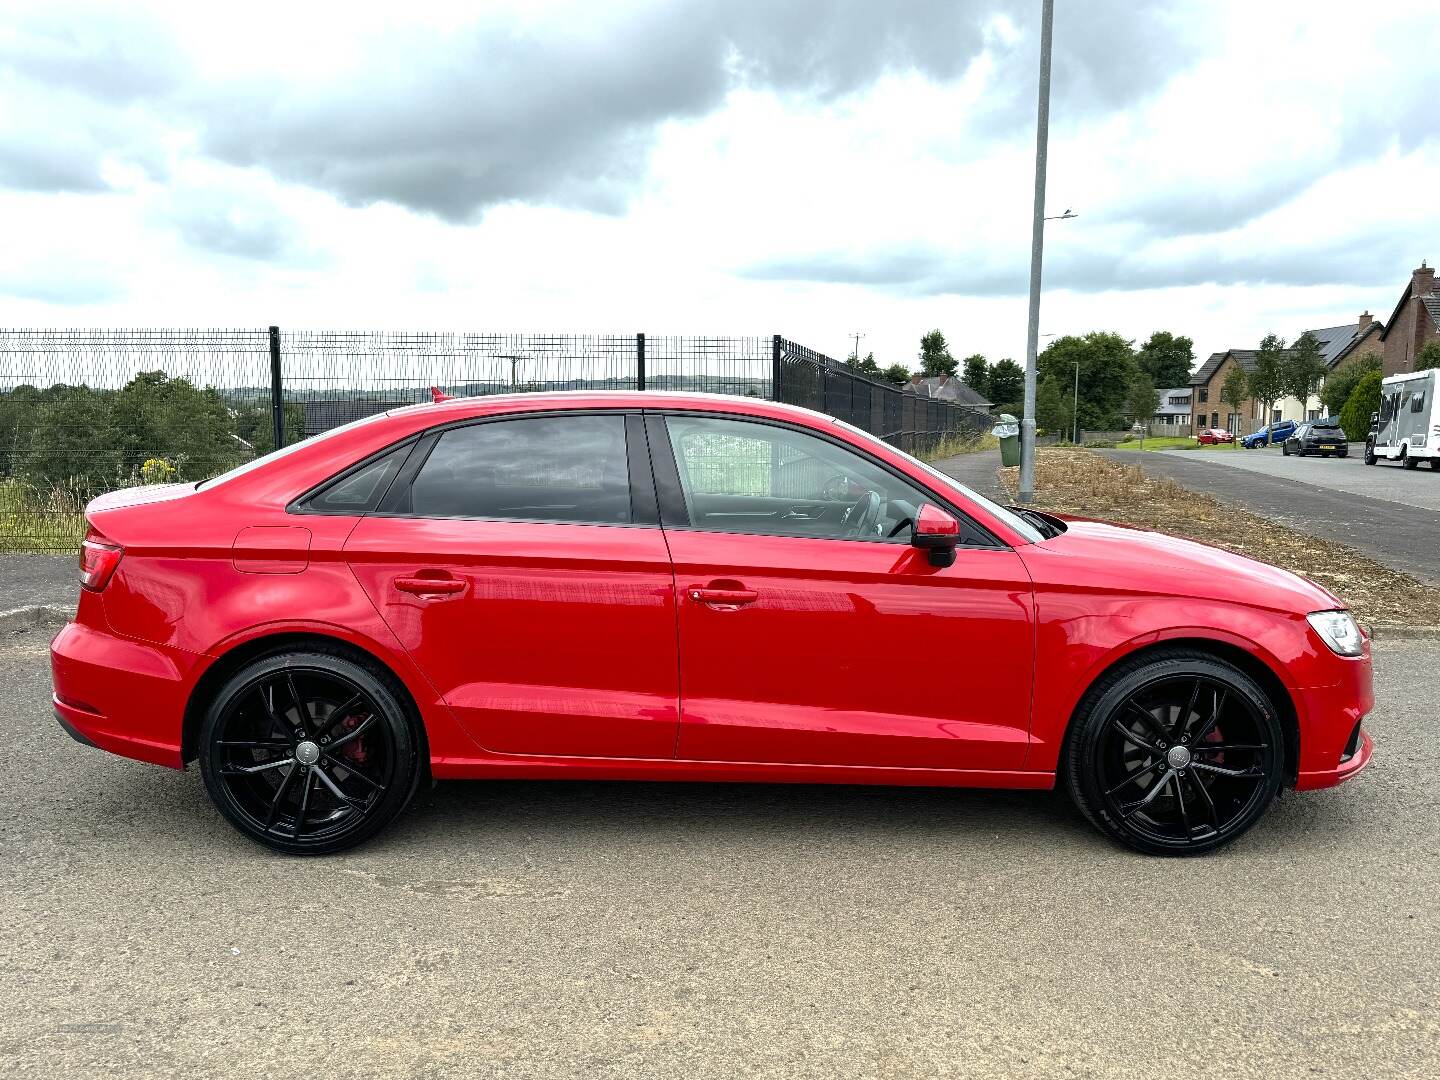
[199,650,422,854]
[1066,651,1283,856]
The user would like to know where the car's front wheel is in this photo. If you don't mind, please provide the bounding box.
[1365,442,1376,465]
[198,649,424,854]
[1064,650,1284,856]
[1281,442,1291,456]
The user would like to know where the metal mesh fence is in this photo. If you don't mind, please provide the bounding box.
[0,328,991,552]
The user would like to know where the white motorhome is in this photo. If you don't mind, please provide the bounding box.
[1367,369,1440,470]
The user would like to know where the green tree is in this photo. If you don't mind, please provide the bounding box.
[1135,331,1195,388]
[112,371,244,481]
[1248,334,1288,424]
[960,354,989,397]
[1036,331,1139,430]
[987,358,1024,405]
[918,330,956,378]
[846,350,882,378]
[21,385,123,496]
[1416,341,1440,373]
[880,363,912,388]
[1220,365,1249,435]
[0,385,44,479]
[1126,374,1159,427]
[1339,370,1383,442]
[1036,375,1068,436]
[234,402,305,455]
[1320,353,1382,416]
[1281,332,1328,415]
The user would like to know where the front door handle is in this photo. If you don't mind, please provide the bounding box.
[395,576,465,596]
[687,585,759,608]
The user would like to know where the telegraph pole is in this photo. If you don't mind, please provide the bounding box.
[1018,0,1054,503]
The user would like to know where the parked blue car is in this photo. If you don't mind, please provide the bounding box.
[1241,420,1297,448]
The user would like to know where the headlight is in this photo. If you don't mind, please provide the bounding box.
[1307,610,1364,657]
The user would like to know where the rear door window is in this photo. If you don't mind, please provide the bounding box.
[404,415,633,524]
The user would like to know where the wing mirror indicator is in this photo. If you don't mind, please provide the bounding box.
[911,503,959,567]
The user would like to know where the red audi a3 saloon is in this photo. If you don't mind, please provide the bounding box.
[50,392,1373,855]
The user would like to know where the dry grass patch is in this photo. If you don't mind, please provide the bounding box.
[998,449,1440,629]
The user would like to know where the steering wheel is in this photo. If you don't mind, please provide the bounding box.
[842,490,883,537]
[821,474,852,502]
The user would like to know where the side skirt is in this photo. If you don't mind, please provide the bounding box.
[430,753,1056,790]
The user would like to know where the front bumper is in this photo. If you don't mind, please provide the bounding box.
[1292,646,1374,791]
[50,620,201,770]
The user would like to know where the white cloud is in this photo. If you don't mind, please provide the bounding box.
[0,0,1435,380]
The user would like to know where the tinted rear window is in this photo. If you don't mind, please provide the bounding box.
[407,415,631,524]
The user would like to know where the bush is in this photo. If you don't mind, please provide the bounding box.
[1321,353,1381,416]
[1339,370,1383,442]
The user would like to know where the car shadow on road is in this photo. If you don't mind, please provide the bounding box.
[383,778,1101,852]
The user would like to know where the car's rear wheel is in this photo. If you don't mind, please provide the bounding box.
[1065,651,1284,856]
[1282,442,1291,456]
[1364,442,1376,465]
[198,650,423,854]
[1403,450,1419,470]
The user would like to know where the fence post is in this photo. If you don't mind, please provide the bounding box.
[771,335,783,401]
[636,333,646,392]
[268,325,284,449]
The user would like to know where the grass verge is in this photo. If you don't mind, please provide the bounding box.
[998,449,1440,629]
[921,432,999,460]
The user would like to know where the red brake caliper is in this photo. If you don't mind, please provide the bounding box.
[338,714,368,767]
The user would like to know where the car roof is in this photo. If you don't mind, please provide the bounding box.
[384,390,838,428]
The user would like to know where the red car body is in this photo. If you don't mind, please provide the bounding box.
[1196,428,1235,445]
[50,392,1372,851]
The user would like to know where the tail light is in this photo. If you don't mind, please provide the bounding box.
[79,536,125,591]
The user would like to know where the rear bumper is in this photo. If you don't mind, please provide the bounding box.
[50,621,200,770]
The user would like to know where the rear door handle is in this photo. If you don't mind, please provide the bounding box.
[395,576,466,596]
[687,586,759,607]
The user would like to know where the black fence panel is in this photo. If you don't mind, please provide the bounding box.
[0,328,990,552]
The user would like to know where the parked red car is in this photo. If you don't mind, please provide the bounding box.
[1196,428,1235,445]
[52,393,1373,856]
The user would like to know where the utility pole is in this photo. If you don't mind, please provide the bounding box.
[1018,0,1054,503]
[850,332,865,365]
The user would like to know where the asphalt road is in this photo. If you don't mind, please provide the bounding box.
[1148,445,1440,513]
[2,631,1436,1079]
[1099,449,1440,586]
[0,555,74,612]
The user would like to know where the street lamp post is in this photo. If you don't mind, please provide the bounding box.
[1019,0,1055,504]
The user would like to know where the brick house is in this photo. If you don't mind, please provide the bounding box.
[1378,262,1440,376]
[1189,313,1386,432]
[1188,350,1262,433]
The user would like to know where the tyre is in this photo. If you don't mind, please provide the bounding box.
[1364,442,1376,465]
[1337,448,1348,458]
[1431,458,1440,471]
[1403,451,1419,470]
[1064,650,1284,856]
[198,649,424,854]
[1282,442,1291,456]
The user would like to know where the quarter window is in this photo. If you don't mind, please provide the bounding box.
[663,415,929,542]
[407,415,632,524]
[306,443,409,513]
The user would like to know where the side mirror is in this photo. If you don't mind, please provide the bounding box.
[911,503,959,567]
[1370,411,1379,425]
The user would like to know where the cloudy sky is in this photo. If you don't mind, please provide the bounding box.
[2,0,1437,373]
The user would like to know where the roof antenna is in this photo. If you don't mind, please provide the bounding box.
[429,386,454,403]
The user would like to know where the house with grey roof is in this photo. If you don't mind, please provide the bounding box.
[1188,312,1385,434]
[1152,387,1191,430]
